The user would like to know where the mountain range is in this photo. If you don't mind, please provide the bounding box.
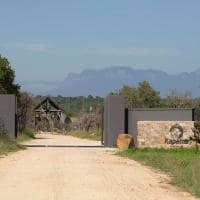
[20,66,200,97]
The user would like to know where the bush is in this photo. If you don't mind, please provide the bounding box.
[17,128,35,142]
[193,121,200,141]
[67,129,101,141]
[0,134,23,155]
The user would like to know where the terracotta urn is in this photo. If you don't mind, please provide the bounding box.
[117,133,133,150]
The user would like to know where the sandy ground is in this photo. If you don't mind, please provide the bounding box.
[0,133,197,200]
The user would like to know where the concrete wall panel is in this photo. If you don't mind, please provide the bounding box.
[128,109,194,146]
[0,95,17,139]
[104,96,125,147]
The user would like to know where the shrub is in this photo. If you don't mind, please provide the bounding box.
[192,121,200,149]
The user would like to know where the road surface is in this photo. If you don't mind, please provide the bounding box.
[0,133,197,200]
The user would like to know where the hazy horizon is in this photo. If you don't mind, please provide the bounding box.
[17,65,200,83]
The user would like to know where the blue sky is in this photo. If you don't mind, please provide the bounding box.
[0,0,200,81]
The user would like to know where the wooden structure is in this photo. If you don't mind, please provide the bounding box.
[34,97,66,131]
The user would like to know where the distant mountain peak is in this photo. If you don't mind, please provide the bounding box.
[20,66,200,97]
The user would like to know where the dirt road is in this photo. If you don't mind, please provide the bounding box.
[0,134,197,200]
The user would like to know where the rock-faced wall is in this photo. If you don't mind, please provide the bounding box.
[137,121,194,148]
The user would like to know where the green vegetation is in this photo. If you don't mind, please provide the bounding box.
[0,128,35,155]
[192,121,200,150]
[17,128,35,142]
[110,81,161,108]
[34,81,200,120]
[110,82,200,119]
[111,81,195,109]
[117,148,200,197]
[0,55,20,94]
[0,55,35,139]
[0,135,24,155]
[67,129,101,141]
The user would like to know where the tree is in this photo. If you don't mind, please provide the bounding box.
[115,81,161,108]
[165,90,193,108]
[192,121,200,150]
[137,81,161,108]
[119,85,139,108]
[193,98,200,120]
[17,92,34,132]
[0,55,20,94]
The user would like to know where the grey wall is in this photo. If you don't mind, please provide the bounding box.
[0,95,17,139]
[128,108,194,146]
[103,95,194,147]
[104,96,125,147]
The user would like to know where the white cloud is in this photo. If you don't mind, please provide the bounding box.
[0,42,48,53]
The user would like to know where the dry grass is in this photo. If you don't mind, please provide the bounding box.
[66,129,101,141]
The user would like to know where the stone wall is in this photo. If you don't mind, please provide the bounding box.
[137,121,194,148]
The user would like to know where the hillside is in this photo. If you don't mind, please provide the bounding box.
[20,66,200,97]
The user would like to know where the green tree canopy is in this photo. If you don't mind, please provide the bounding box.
[116,81,161,108]
[137,81,161,108]
[119,85,139,107]
[0,55,20,94]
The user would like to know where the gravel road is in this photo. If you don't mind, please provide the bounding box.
[0,133,197,200]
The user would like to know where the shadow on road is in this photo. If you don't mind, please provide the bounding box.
[33,137,53,140]
[23,145,104,148]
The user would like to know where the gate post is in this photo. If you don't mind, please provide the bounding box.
[0,95,17,139]
[104,96,125,147]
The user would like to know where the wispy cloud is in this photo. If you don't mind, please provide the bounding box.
[0,42,48,53]
[83,47,180,56]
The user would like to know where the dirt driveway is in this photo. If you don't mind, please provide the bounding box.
[0,134,197,200]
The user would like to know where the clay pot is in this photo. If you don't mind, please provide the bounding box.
[117,133,133,150]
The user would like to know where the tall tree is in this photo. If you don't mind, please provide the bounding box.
[137,81,161,108]
[115,81,161,108]
[119,85,139,107]
[17,92,34,132]
[0,55,20,94]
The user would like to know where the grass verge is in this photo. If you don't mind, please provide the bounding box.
[67,129,101,141]
[0,128,35,156]
[0,135,24,155]
[117,148,200,198]
[17,128,35,142]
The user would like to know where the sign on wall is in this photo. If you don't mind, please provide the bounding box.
[137,121,194,148]
[165,124,190,145]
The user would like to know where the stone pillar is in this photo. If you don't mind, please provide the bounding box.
[104,96,125,147]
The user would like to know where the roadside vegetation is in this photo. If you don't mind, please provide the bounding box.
[67,129,101,141]
[117,148,200,198]
[0,135,24,155]
[110,82,200,120]
[0,55,36,156]
[35,81,200,121]
[17,128,35,142]
[0,128,35,155]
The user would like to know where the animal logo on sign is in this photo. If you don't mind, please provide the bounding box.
[169,124,184,139]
